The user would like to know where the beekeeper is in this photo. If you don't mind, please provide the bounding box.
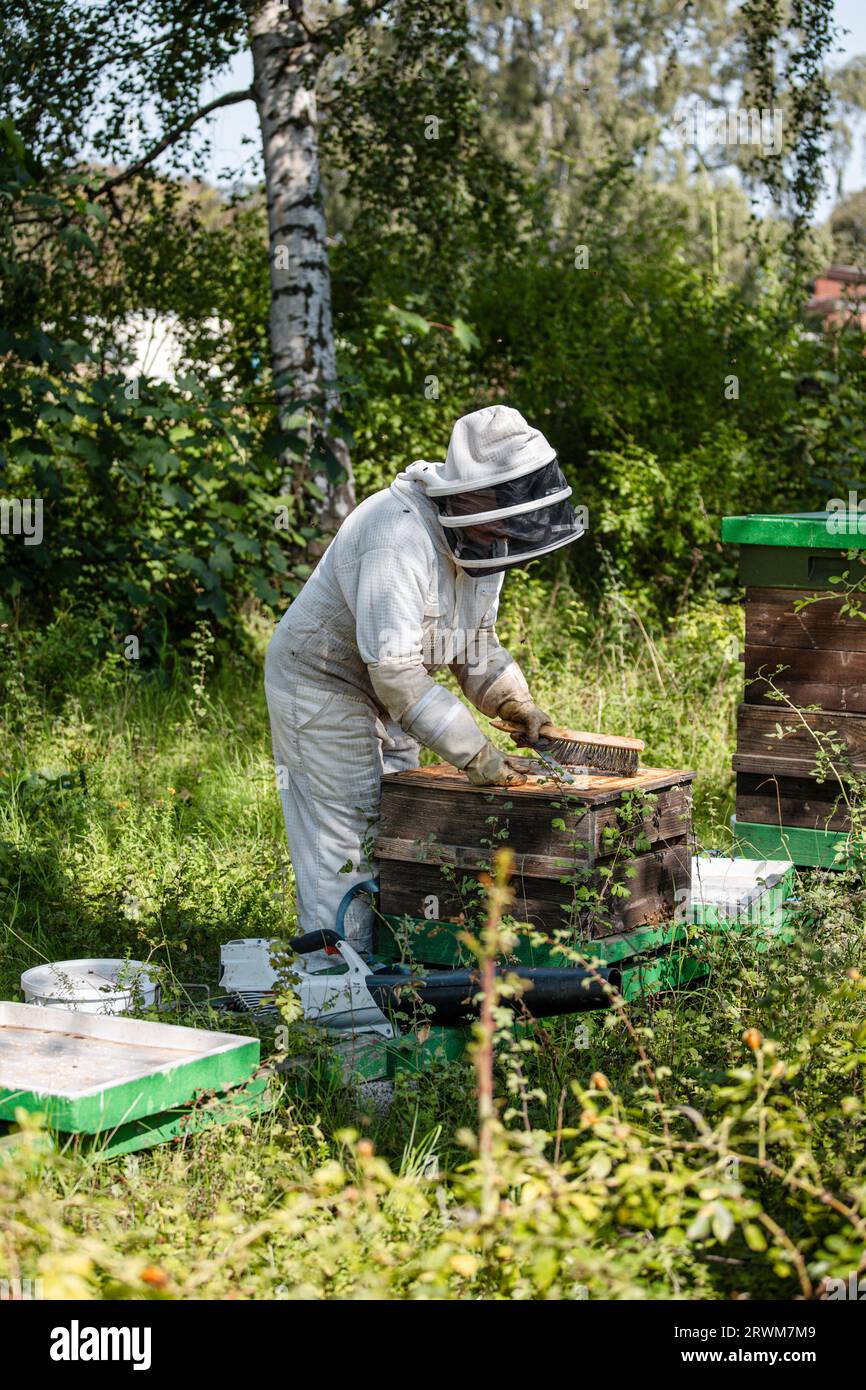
[265,406,585,947]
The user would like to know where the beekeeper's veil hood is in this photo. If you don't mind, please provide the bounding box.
[404,406,584,574]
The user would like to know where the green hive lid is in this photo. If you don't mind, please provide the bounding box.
[721,511,866,549]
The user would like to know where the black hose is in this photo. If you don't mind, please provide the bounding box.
[286,928,343,954]
[366,965,619,1026]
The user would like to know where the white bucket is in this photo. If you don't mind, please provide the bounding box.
[20,958,160,1015]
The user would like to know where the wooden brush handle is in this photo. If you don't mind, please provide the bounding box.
[492,719,645,753]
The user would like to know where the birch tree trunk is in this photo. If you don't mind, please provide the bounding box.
[250,0,355,531]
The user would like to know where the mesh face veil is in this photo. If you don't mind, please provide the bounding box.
[434,457,584,573]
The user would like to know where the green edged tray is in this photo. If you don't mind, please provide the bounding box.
[0,1002,260,1133]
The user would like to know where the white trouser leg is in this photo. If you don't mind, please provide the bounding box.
[266,681,394,950]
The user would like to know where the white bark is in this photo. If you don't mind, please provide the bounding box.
[251,0,355,530]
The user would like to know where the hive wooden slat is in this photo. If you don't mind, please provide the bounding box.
[378,840,691,939]
[735,771,850,832]
[744,588,866,653]
[734,704,866,776]
[744,644,866,712]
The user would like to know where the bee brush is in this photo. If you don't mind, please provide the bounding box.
[492,719,645,777]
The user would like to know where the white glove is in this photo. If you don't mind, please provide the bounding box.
[496,694,552,747]
[464,742,528,787]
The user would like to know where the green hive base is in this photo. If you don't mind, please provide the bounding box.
[733,818,851,869]
[377,876,798,1011]
[79,1074,273,1157]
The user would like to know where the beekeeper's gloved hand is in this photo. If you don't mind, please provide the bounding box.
[497,694,552,747]
[464,742,528,787]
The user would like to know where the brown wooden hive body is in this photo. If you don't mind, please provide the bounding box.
[375,763,694,939]
[736,586,866,831]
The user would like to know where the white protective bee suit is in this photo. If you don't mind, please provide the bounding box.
[265,406,584,948]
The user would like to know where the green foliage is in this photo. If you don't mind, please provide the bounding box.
[828,187,866,265]
[338,303,480,496]
[0,118,306,654]
[0,351,309,653]
[324,0,529,312]
[0,0,249,176]
[4,6,862,628]
[340,201,866,601]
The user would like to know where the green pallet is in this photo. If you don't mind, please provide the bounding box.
[0,1075,272,1161]
[378,902,796,1008]
[619,950,709,999]
[72,1074,272,1158]
[733,817,851,869]
[378,914,699,972]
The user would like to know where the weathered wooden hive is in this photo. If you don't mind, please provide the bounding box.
[374,762,694,941]
[722,511,866,866]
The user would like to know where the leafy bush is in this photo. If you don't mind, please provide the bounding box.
[0,347,315,658]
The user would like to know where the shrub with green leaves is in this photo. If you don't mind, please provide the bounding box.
[0,351,321,658]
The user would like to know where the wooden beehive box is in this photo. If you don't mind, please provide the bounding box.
[722,511,866,866]
[375,762,694,940]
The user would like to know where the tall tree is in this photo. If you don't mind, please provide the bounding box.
[249,1,354,527]
[1,0,516,529]
[0,3,390,527]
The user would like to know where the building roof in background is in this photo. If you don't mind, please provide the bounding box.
[805,264,866,326]
[821,264,866,284]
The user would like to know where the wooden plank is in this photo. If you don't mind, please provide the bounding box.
[735,771,850,831]
[735,703,866,772]
[378,839,691,939]
[381,763,694,804]
[745,588,866,653]
[375,836,577,876]
[378,782,692,864]
[583,787,693,856]
[733,751,854,776]
[743,680,866,714]
[744,643,866,712]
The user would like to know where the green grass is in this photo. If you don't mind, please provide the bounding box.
[1,593,865,1300]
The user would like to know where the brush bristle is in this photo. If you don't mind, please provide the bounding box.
[537,737,640,776]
